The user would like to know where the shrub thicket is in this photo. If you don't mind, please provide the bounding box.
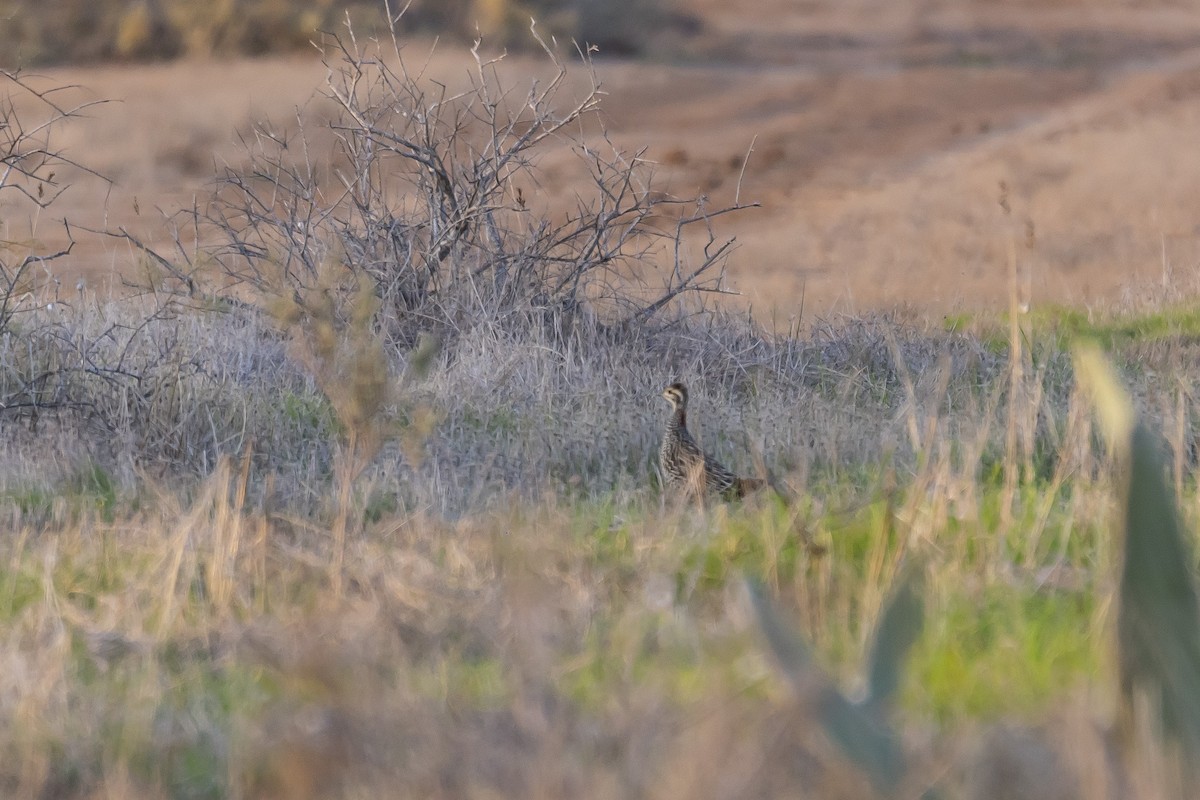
[0,0,683,67]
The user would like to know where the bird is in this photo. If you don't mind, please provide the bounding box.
[659,381,764,500]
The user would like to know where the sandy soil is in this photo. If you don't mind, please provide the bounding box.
[8,2,1200,321]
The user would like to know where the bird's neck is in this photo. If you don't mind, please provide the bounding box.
[670,407,687,431]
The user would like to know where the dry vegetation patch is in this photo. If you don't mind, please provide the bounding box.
[8,10,1200,799]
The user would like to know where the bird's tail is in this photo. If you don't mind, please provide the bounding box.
[732,476,766,498]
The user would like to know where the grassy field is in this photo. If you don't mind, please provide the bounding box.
[6,16,1200,800]
[4,302,1199,797]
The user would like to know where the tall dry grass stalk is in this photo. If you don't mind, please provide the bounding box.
[267,258,441,595]
[271,268,394,597]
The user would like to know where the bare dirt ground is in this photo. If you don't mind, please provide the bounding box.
[10,1,1200,320]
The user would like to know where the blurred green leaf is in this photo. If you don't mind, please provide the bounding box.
[747,578,916,794]
[1075,344,1200,756]
[1119,421,1200,752]
[865,567,924,714]
[1073,342,1134,451]
[746,579,816,680]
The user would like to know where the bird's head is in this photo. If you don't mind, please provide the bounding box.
[662,382,688,411]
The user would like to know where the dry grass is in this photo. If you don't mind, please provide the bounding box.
[1,333,1197,798]
[8,10,1200,797]
[0,292,1004,511]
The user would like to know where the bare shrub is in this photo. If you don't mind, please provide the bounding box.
[97,13,764,511]
[184,16,750,356]
[0,71,101,335]
[0,75,319,495]
[0,71,109,433]
[0,295,327,492]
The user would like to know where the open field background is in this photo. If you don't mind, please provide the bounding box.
[6,1,1200,798]
[5,1,1200,315]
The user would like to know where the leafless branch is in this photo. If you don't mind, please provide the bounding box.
[125,9,754,354]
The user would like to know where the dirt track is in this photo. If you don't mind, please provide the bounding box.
[10,3,1200,320]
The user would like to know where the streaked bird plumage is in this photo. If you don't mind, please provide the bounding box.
[659,382,763,500]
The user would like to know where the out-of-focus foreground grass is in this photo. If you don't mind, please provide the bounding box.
[0,448,1120,799]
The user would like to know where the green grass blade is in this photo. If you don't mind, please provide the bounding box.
[864,566,924,713]
[746,578,816,680]
[1074,343,1200,754]
[1119,421,1200,752]
[747,578,908,793]
[819,689,907,793]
